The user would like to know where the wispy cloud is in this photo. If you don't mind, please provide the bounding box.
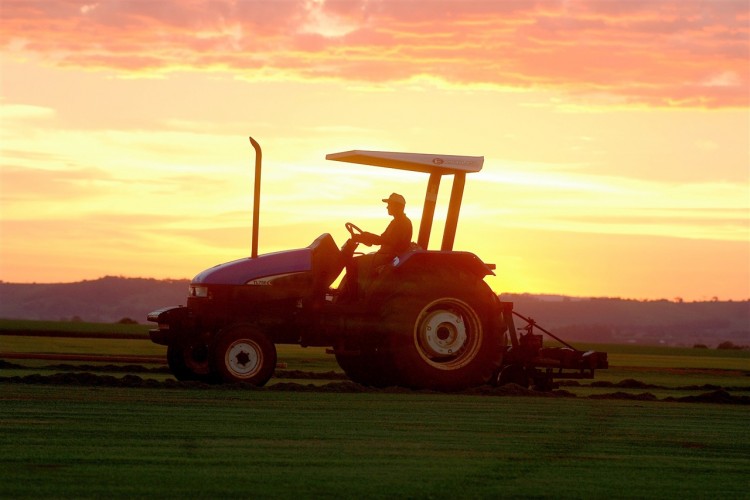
[2,0,747,107]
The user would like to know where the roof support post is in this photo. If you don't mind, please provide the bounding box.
[417,172,442,250]
[441,172,465,251]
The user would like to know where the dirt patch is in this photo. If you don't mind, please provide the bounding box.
[275,370,348,380]
[1,372,748,404]
[589,391,659,402]
[465,383,576,398]
[0,360,24,369]
[591,379,661,389]
[587,389,750,405]
[675,384,722,391]
[619,366,749,378]
[665,368,749,377]
[665,390,750,405]
[271,381,370,393]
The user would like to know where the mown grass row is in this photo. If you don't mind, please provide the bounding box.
[1,384,748,498]
[2,318,748,392]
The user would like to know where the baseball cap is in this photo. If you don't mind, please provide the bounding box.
[382,193,406,206]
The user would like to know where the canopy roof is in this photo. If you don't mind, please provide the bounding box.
[326,150,483,174]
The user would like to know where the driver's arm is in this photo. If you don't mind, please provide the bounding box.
[356,231,380,246]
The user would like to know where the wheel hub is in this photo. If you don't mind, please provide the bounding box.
[226,340,261,377]
[412,298,484,371]
[418,310,468,358]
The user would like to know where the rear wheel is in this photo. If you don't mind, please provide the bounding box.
[380,271,504,391]
[213,325,276,386]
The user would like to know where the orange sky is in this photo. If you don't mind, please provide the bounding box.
[1,0,748,301]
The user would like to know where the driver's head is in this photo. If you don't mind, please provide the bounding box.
[382,193,406,215]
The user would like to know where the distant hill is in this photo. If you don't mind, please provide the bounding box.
[500,293,749,348]
[0,277,747,347]
[0,276,189,324]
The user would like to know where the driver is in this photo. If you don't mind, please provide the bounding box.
[342,193,413,299]
[355,193,413,257]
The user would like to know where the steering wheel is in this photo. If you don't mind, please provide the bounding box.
[345,222,364,238]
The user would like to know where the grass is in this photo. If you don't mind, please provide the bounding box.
[2,323,748,392]
[2,336,162,357]
[2,322,749,497]
[1,385,748,499]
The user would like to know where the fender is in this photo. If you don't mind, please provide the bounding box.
[393,250,495,279]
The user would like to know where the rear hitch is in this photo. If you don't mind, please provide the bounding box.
[497,301,608,390]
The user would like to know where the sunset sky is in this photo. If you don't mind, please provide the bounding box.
[1,0,748,301]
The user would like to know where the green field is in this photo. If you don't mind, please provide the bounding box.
[0,318,151,335]
[2,385,749,499]
[1,320,749,498]
[3,329,749,392]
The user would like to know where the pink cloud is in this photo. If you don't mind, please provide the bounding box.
[1,0,747,107]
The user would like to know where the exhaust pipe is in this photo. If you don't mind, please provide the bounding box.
[249,137,262,258]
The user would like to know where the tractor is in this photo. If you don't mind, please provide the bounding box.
[148,137,607,391]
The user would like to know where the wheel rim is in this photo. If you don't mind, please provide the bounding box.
[225,339,263,379]
[414,298,482,370]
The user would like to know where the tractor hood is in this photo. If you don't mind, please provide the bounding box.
[192,248,312,286]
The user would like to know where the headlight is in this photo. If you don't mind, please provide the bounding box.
[189,285,209,298]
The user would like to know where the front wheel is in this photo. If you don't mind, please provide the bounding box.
[212,325,277,386]
[167,343,215,382]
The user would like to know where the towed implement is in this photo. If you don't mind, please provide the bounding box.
[148,138,607,391]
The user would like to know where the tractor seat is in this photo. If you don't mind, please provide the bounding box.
[308,233,344,291]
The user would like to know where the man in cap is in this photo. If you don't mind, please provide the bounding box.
[354,193,413,256]
[341,193,413,299]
